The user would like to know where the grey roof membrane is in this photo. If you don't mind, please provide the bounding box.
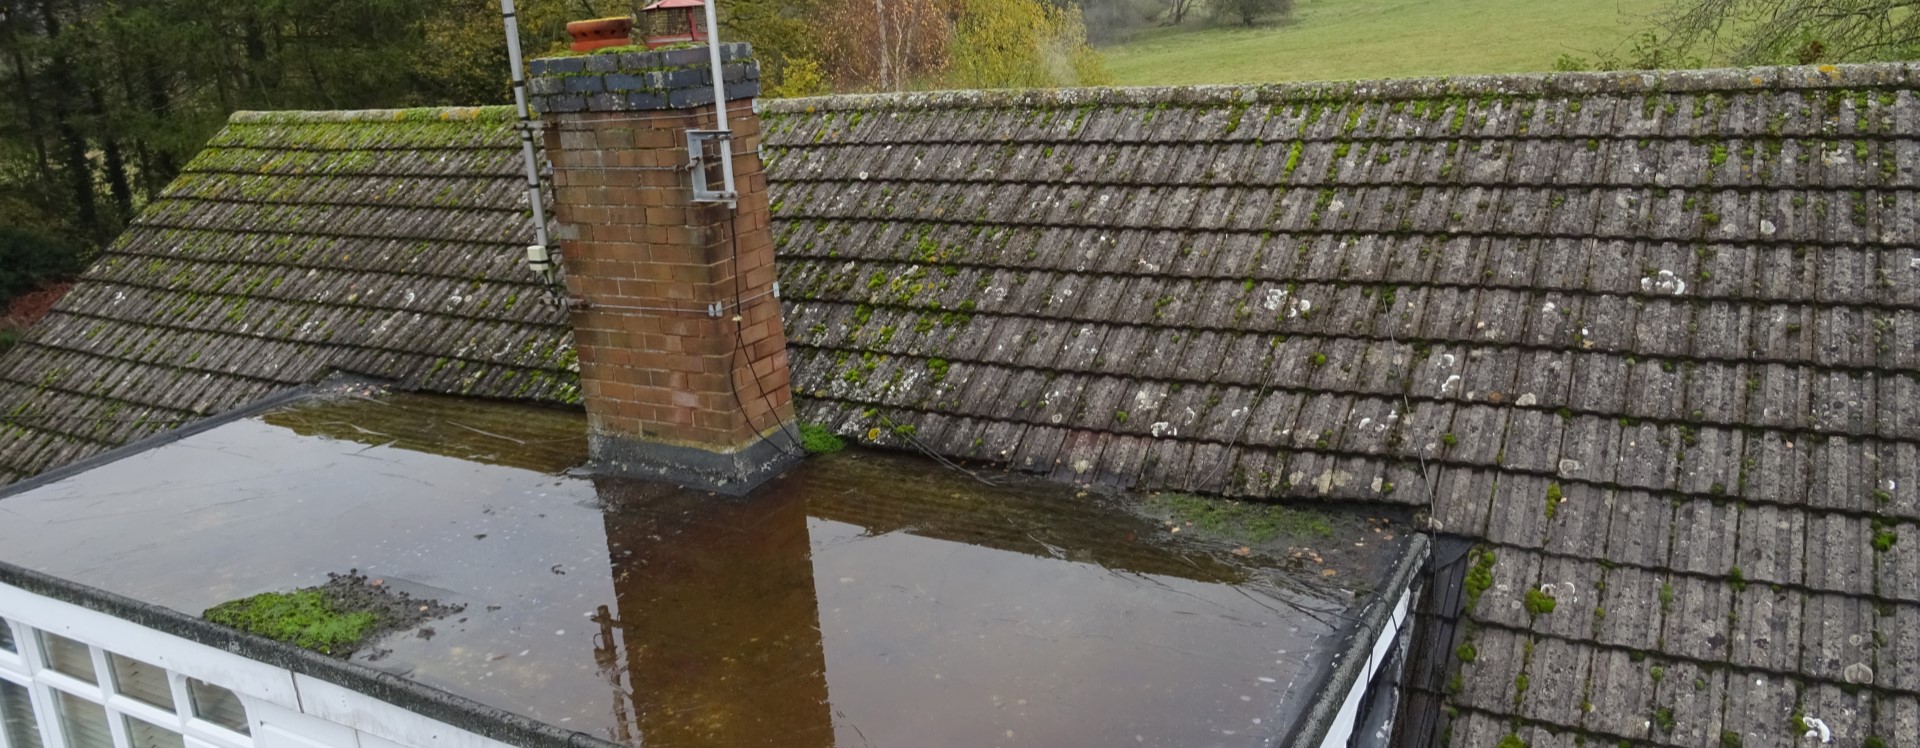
[0,61,1916,746]
[0,389,1412,748]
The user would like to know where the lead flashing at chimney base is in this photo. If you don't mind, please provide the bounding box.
[532,44,798,495]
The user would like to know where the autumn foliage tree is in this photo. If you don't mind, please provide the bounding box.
[816,0,954,91]
[948,0,1110,88]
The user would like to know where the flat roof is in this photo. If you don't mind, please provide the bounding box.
[0,388,1419,747]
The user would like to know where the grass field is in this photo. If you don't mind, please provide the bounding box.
[1102,0,1670,86]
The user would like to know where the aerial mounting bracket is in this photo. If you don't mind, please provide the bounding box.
[687,129,737,206]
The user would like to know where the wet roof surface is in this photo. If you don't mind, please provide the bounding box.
[0,390,1413,747]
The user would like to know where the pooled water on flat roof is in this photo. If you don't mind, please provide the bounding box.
[0,391,1415,747]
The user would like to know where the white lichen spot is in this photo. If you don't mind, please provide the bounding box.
[1640,269,1687,295]
[1842,662,1874,684]
[1760,219,1777,236]
[857,170,870,180]
[1440,353,1457,368]
[1440,374,1462,394]
[1541,301,1557,315]
[1370,477,1384,493]
[1072,459,1092,474]
[1558,458,1583,476]
[1517,393,1538,406]
[1289,298,1313,318]
[1802,716,1832,744]
[1149,421,1176,438]
[1262,288,1289,311]
[1311,470,1352,494]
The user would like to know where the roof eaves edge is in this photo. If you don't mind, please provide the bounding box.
[763,61,1917,113]
[228,107,519,125]
[0,562,622,748]
[1284,532,1431,748]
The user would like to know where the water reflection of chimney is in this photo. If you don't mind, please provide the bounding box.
[591,478,834,747]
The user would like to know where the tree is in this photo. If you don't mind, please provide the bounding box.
[0,227,80,306]
[1166,0,1195,25]
[949,0,1110,88]
[1210,0,1292,28]
[719,0,830,95]
[816,0,952,91]
[1644,0,1920,65]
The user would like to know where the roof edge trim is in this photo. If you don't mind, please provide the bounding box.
[229,107,519,125]
[765,61,1916,113]
[1286,532,1430,748]
[0,562,624,748]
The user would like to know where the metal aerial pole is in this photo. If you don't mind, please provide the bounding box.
[499,0,552,251]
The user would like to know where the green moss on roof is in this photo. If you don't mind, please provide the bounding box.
[204,588,376,655]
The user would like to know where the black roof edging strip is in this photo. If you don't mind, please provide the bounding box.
[0,385,317,501]
[0,560,621,748]
[1286,532,1432,748]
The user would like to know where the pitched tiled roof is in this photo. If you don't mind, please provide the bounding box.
[0,62,1916,746]
[760,65,1919,746]
[0,108,576,484]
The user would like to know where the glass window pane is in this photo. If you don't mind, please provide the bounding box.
[106,655,173,711]
[1,680,43,748]
[39,636,95,684]
[185,680,247,736]
[0,620,15,654]
[53,692,111,748]
[122,718,183,748]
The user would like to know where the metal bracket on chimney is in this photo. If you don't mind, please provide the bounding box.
[687,130,738,206]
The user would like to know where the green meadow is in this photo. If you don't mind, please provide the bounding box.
[1102,0,1670,86]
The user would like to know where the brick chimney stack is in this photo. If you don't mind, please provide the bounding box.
[527,43,798,494]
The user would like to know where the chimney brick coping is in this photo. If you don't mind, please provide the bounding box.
[528,43,759,114]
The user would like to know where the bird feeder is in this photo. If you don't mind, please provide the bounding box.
[638,0,709,49]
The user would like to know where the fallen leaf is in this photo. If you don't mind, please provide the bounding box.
[1232,546,1252,556]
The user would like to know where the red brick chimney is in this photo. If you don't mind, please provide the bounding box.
[528,43,798,493]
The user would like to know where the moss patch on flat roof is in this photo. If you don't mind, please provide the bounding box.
[204,571,461,657]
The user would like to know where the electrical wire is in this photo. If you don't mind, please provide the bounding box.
[724,199,808,460]
[875,412,1000,487]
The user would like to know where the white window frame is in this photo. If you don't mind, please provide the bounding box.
[0,617,251,748]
